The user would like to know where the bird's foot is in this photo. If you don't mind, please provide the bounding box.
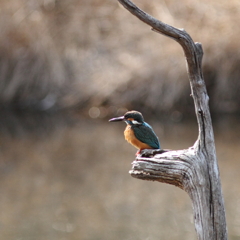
[135,150,141,156]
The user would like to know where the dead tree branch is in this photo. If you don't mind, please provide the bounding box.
[117,0,228,239]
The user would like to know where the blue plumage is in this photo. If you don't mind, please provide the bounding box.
[109,110,161,153]
[132,122,160,149]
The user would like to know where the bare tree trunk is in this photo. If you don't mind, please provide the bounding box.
[116,0,228,239]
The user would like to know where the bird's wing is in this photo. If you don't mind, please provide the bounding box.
[133,123,160,149]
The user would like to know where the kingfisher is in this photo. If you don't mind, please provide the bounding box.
[109,110,160,154]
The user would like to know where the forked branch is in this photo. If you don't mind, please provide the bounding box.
[117,0,227,239]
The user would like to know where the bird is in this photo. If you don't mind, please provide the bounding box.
[109,110,160,154]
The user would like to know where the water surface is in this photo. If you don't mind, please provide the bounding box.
[0,112,239,240]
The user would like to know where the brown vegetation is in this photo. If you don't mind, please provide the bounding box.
[0,0,240,117]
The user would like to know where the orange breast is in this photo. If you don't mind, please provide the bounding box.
[124,125,153,150]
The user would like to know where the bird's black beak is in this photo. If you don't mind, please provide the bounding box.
[109,116,125,122]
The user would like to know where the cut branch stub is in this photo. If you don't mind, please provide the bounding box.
[130,149,195,189]
[130,149,191,189]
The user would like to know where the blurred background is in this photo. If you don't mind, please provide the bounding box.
[0,0,239,239]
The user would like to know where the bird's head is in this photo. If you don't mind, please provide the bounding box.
[109,110,144,125]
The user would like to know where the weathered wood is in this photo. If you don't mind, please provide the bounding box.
[117,0,228,239]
